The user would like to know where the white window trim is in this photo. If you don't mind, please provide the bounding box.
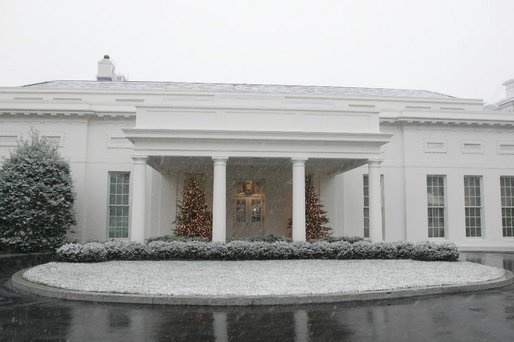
[464,175,484,238]
[106,171,131,239]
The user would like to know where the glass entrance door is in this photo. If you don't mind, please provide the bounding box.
[235,196,264,225]
[232,181,265,237]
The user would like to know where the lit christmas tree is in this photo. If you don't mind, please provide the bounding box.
[287,175,331,240]
[305,175,331,239]
[174,179,212,238]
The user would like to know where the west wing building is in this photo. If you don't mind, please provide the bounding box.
[1,56,513,251]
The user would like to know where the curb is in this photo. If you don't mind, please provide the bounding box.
[11,268,514,306]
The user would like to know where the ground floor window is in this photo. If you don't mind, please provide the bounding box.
[464,176,482,237]
[362,175,384,238]
[501,176,514,237]
[427,175,446,238]
[108,172,130,238]
[363,175,369,238]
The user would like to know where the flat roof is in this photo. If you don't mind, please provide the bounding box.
[23,80,453,98]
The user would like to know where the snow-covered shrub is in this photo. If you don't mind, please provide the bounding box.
[0,132,76,252]
[333,241,353,259]
[392,241,415,259]
[147,240,170,259]
[351,240,373,259]
[231,234,288,243]
[146,235,209,243]
[104,240,149,260]
[57,239,459,262]
[411,241,459,261]
[256,241,293,259]
[78,242,108,262]
[312,235,364,244]
[56,243,83,262]
[370,242,398,259]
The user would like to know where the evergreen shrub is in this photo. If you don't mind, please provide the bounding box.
[56,240,459,263]
[0,132,75,252]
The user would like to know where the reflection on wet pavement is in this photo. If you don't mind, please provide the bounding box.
[1,252,513,341]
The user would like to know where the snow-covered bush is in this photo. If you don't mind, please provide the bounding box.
[56,239,459,262]
[55,243,83,262]
[231,234,288,243]
[78,242,107,262]
[334,241,353,259]
[351,240,373,259]
[392,241,416,259]
[411,241,459,261]
[0,132,76,252]
[370,242,398,259]
[146,235,209,243]
[312,235,364,244]
[104,240,149,260]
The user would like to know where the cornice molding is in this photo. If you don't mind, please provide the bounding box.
[123,128,393,143]
[0,109,134,119]
[380,111,514,127]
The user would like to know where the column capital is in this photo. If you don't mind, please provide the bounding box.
[132,156,148,164]
[291,157,308,166]
[212,156,229,163]
[367,159,382,168]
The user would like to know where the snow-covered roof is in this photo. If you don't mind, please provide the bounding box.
[23,80,453,98]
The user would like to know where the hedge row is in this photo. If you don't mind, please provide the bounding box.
[146,234,364,244]
[56,240,459,263]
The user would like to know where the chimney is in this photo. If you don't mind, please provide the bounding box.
[503,79,514,99]
[96,55,126,81]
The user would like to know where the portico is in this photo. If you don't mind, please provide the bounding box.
[124,134,390,243]
[122,88,391,242]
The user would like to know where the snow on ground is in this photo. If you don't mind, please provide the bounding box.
[23,260,505,297]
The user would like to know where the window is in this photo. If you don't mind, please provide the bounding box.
[501,176,514,237]
[427,175,446,238]
[363,175,369,238]
[108,172,130,238]
[464,176,482,237]
[363,174,384,239]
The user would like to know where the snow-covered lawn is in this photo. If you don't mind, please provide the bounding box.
[23,260,504,297]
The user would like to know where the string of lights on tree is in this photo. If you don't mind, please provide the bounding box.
[288,175,331,240]
[304,175,331,240]
[174,179,212,239]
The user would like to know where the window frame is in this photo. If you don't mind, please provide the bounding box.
[464,175,483,238]
[363,175,369,238]
[107,171,130,239]
[426,175,447,238]
[501,176,514,238]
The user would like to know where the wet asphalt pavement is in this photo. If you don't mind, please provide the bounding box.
[0,252,513,341]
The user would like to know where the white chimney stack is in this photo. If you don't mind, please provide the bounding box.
[503,79,514,99]
[96,55,126,81]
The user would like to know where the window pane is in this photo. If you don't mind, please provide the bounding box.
[501,177,514,237]
[108,172,130,238]
[464,176,482,237]
[363,175,369,237]
[427,175,446,238]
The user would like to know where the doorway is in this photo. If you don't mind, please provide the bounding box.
[232,181,265,237]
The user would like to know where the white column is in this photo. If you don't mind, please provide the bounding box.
[292,158,307,242]
[130,156,147,242]
[212,157,228,243]
[368,160,383,241]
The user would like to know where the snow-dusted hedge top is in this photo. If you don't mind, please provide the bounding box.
[56,240,459,263]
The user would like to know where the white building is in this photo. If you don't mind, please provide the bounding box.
[1,56,513,251]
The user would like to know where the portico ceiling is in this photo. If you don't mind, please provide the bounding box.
[148,156,367,175]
